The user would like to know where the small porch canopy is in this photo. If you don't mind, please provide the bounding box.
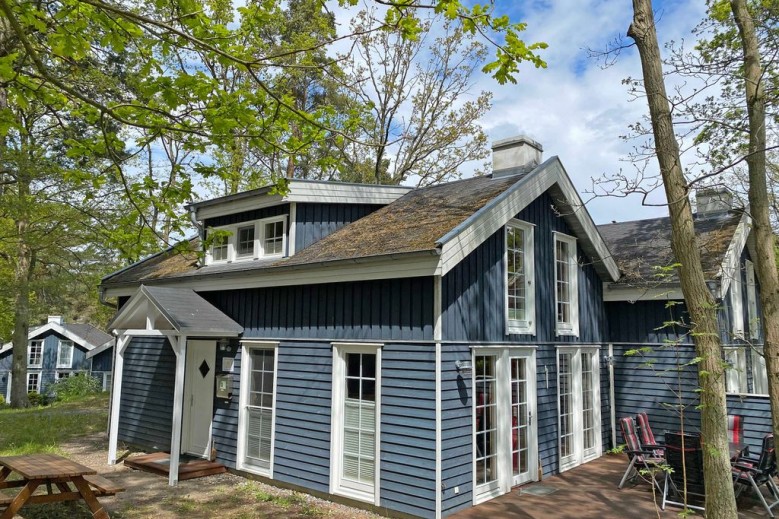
[106,285,243,486]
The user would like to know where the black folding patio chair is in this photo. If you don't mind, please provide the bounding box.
[618,416,664,493]
[732,433,779,518]
[662,431,705,512]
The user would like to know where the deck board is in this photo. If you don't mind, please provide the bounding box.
[124,452,226,481]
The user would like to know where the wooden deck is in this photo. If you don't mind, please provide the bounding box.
[123,452,226,481]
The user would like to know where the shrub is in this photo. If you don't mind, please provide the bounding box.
[0,394,4,405]
[27,391,44,407]
[48,374,101,401]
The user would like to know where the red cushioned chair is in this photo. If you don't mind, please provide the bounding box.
[618,416,664,493]
[732,434,779,518]
[636,412,665,458]
[728,414,744,444]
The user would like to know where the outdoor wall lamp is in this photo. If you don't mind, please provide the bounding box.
[455,360,473,377]
[217,338,231,351]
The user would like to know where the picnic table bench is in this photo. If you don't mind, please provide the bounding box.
[0,454,124,518]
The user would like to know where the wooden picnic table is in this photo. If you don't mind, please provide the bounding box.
[0,453,123,519]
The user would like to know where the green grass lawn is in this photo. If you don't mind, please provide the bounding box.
[0,393,109,456]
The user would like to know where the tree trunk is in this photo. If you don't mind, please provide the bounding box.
[628,1,737,517]
[729,0,779,448]
[10,172,31,408]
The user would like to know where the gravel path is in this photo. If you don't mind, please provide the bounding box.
[9,432,383,519]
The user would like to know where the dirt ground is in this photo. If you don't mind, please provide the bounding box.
[6,432,383,519]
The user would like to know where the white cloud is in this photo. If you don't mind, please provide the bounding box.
[473,0,709,224]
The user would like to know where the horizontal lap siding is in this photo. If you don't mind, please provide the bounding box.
[611,343,701,441]
[295,203,384,251]
[118,337,175,451]
[441,344,471,517]
[213,343,241,468]
[273,342,333,493]
[726,395,771,453]
[381,344,436,518]
[203,277,434,342]
[442,191,606,343]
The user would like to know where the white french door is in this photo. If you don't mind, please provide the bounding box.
[473,348,537,504]
[557,347,601,472]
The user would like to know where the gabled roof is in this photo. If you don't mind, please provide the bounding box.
[598,210,747,296]
[100,157,621,296]
[108,285,243,336]
[0,321,112,355]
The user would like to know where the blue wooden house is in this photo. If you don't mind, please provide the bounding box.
[98,136,767,518]
[0,316,114,403]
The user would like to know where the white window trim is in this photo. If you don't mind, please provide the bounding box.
[724,347,748,395]
[730,261,745,339]
[553,232,579,337]
[102,372,112,392]
[27,372,40,393]
[27,340,43,368]
[56,340,74,369]
[557,346,601,473]
[746,260,760,340]
[752,346,768,396]
[205,215,288,266]
[505,220,535,336]
[329,342,382,506]
[237,340,279,478]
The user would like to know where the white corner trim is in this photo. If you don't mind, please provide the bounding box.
[288,202,297,256]
[433,276,442,519]
[718,212,752,299]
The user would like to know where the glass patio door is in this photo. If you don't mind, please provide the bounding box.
[474,349,537,504]
[558,347,601,472]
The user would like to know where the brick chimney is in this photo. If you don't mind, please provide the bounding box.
[492,136,543,178]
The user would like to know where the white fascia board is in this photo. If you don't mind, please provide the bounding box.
[602,283,684,302]
[1,323,98,353]
[85,340,114,359]
[102,254,441,299]
[195,182,411,221]
[438,158,620,281]
[716,212,752,300]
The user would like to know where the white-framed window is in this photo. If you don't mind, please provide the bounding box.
[57,340,74,369]
[28,340,43,368]
[206,215,287,265]
[746,260,760,340]
[55,371,73,381]
[554,232,579,337]
[724,347,748,394]
[752,346,768,395]
[330,342,381,505]
[505,220,535,335]
[237,341,278,477]
[731,261,745,339]
[102,372,112,392]
[27,372,40,393]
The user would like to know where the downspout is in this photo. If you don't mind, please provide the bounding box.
[189,204,205,266]
[434,275,442,519]
[608,343,616,448]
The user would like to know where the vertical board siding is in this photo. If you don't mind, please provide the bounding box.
[0,352,11,371]
[295,203,384,252]
[212,341,241,468]
[380,344,436,517]
[91,348,114,372]
[607,300,693,345]
[202,277,434,342]
[118,336,175,451]
[204,204,289,229]
[442,191,607,343]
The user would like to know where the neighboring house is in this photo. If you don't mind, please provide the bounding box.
[98,135,766,519]
[0,316,114,402]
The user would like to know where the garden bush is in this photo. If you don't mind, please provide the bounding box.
[48,374,101,401]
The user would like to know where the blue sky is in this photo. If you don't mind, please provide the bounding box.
[472,0,709,224]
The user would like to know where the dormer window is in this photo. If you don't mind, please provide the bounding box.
[237,225,256,258]
[207,215,287,265]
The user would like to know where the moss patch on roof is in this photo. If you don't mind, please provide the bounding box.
[597,212,742,285]
[102,240,200,286]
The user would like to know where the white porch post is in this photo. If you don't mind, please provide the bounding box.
[169,334,187,486]
[108,334,130,464]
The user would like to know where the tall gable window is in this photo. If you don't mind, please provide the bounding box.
[730,260,745,338]
[505,220,535,335]
[746,260,759,339]
[28,340,43,368]
[554,232,579,337]
[207,216,287,265]
[57,340,74,369]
